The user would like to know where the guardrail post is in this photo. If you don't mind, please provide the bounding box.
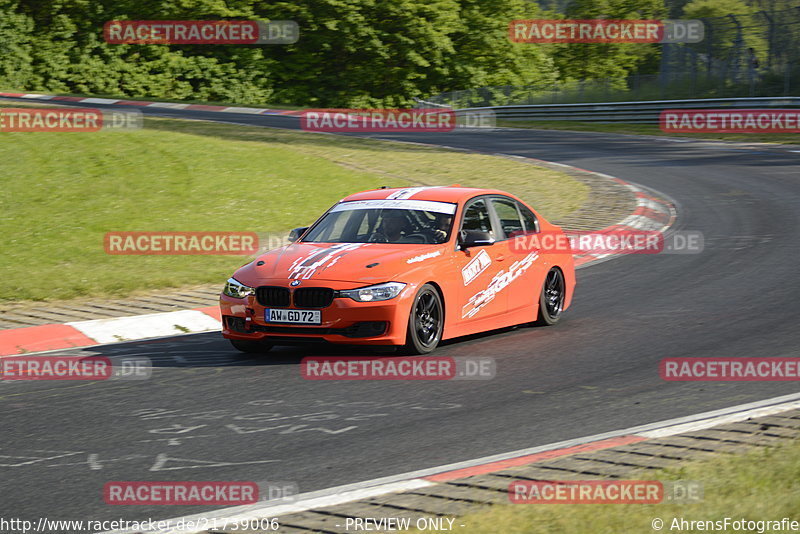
[761,11,775,69]
[659,45,671,99]
[785,62,791,96]
[727,14,745,86]
[703,20,713,74]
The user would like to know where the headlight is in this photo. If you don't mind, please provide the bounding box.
[223,278,255,299]
[338,282,406,302]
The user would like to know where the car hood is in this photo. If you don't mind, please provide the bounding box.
[233,242,447,285]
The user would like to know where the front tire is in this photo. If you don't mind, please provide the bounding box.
[229,339,274,353]
[401,284,444,355]
[533,268,565,326]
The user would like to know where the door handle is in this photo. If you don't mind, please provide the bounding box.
[496,255,506,262]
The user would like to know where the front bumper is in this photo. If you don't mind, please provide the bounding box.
[220,282,413,346]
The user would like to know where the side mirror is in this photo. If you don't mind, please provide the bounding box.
[288,227,309,242]
[458,229,494,249]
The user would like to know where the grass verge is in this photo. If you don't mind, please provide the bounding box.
[413,439,800,534]
[0,104,587,303]
[499,119,800,145]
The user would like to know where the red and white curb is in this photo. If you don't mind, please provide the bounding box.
[574,178,676,267]
[0,92,304,116]
[502,157,677,268]
[105,392,800,534]
[0,307,221,357]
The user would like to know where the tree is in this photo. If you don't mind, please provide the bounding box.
[551,0,667,81]
[0,0,561,107]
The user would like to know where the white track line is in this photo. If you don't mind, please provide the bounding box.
[105,391,800,533]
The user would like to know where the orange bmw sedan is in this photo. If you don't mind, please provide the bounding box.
[220,186,575,354]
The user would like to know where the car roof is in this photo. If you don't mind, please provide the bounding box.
[341,185,512,204]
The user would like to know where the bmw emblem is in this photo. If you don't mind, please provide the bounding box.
[290,280,301,286]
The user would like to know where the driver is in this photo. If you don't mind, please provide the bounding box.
[431,213,453,243]
[370,211,410,242]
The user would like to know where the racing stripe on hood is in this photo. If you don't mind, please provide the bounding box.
[288,243,367,279]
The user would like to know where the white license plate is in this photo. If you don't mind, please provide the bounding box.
[265,308,321,325]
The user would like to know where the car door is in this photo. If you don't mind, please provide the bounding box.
[487,196,546,316]
[455,197,509,326]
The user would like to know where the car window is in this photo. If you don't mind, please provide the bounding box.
[491,198,524,238]
[311,210,353,242]
[461,199,493,236]
[518,203,539,234]
[356,211,376,238]
[303,200,456,244]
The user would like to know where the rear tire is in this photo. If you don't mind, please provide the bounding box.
[229,339,274,353]
[400,284,443,355]
[533,268,565,326]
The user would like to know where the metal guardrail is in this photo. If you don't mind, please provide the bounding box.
[449,97,800,124]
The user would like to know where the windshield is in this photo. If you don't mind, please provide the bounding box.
[303,199,457,244]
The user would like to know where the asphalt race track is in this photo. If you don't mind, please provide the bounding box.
[2,101,799,523]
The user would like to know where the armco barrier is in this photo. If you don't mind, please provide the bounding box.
[427,97,800,124]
